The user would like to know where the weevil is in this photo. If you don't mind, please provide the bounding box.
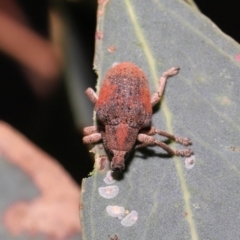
[83,62,192,171]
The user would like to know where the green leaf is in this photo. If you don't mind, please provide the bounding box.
[80,0,240,239]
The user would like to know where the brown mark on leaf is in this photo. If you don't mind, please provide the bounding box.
[96,31,103,40]
[221,96,230,106]
[125,209,130,215]
[230,146,240,152]
[99,155,108,170]
[97,0,109,17]
[98,144,104,150]
[108,45,116,53]
[98,0,108,3]
[108,234,119,240]
[235,54,240,62]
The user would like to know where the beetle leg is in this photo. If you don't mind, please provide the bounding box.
[155,129,192,146]
[83,126,103,144]
[85,87,98,104]
[136,133,192,157]
[151,67,180,107]
[83,126,104,136]
[140,127,191,146]
[83,133,102,144]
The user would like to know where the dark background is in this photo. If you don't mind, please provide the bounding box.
[0,0,239,184]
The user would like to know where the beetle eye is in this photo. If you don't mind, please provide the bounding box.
[109,150,114,157]
[124,152,129,159]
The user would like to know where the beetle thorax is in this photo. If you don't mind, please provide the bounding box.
[104,123,139,152]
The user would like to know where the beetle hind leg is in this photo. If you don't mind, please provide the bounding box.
[136,133,192,157]
[140,127,191,146]
[156,129,191,146]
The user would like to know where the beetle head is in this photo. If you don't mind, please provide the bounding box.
[110,150,129,172]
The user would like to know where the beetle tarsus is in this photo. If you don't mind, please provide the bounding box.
[175,137,192,146]
[163,67,180,77]
[175,149,193,157]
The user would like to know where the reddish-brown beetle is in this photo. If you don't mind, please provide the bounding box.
[83,62,192,171]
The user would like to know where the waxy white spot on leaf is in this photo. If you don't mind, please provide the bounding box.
[112,62,119,68]
[104,171,116,184]
[121,210,138,227]
[106,205,125,219]
[185,155,195,169]
[98,185,119,199]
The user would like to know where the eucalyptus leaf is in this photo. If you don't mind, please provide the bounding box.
[81,0,240,239]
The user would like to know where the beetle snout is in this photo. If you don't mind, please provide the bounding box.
[111,162,125,172]
[110,150,127,171]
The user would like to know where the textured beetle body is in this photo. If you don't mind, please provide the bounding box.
[83,62,193,171]
[96,63,152,156]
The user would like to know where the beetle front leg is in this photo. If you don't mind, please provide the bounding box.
[85,87,98,104]
[83,126,104,136]
[83,126,103,144]
[140,127,191,146]
[136,134,192,157]
[83,132,102,144]
[151,67,180,107]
